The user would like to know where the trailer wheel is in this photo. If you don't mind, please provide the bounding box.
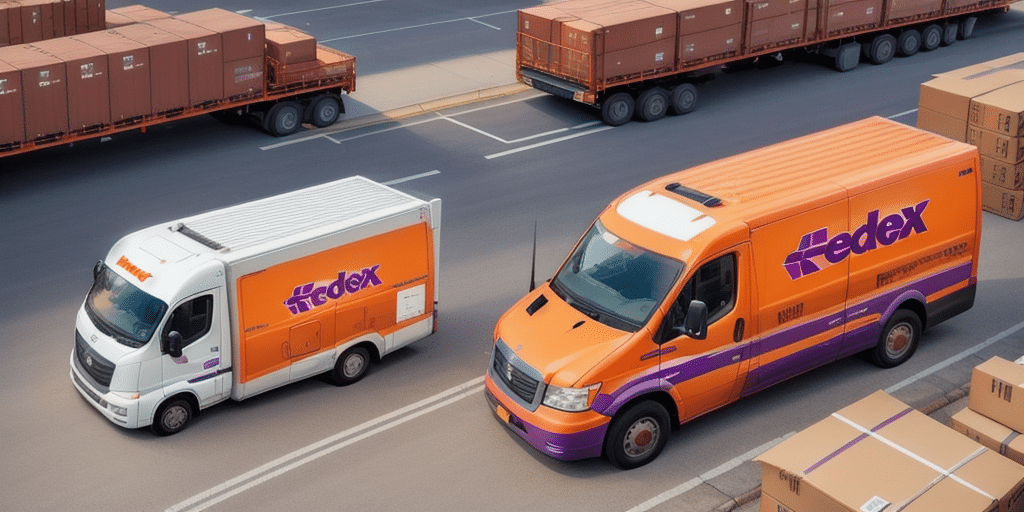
[941,22,958,46]
[265,101,302,137]
[958,16,977,39]
[921,24,942,51]
[604,401,670,470]
[669,83,698,115]
[152,397,193,436]
[833,42,861,72]
[636,88,669,122]
[309,95,342,128]
[601,93,635,127]
[897,29,921,57]
[871,309,921,368]
[331,346,371,386]
[867,34,896,65]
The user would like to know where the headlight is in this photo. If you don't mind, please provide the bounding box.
[111,391,140,400]
[543,383,601,412]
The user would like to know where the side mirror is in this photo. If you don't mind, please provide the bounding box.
[682,300,708,340]
[93,260,104,280]
[167,331,183,359]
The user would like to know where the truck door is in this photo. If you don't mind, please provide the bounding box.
[161,291,227,406]
[656,244,753,421]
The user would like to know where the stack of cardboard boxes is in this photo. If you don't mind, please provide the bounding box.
[918,53,1024,221]
[755,389,1024,512]
[1,0,106,46]
[951,357,1024,469]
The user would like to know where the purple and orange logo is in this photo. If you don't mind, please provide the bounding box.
[284,265,382,314]
[784,200,929,280]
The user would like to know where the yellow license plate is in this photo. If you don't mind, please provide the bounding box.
[496,404,511,424]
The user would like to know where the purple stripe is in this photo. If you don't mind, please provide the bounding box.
[803,407,914,474]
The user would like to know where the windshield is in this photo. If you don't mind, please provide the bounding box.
[85,264,168,348]
[551,221,684,331]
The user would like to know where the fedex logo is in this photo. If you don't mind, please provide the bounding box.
[784,200,929,280]
[284,265,382,314]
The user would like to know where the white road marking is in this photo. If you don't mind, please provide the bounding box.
[166,377,485,512]
[485,126,614,159]
[382,170,441,185]
[260,0,385,19]
[468,18,502,30]
[322,9,517,42]
[887,108,918,120]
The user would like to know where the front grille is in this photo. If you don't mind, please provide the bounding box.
[493,348,540,404]
[75,330,115,389]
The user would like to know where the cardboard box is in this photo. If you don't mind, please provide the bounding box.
[983,181,1024,220]
[756,390,1024,512]
[31,37,110,130]
[679,23,741,64]
[952,407,1024,466]
[919,72,1024,122]
[0,58,25,144]
[647,0,742,35]
[0,44,68,140]
[981,155,1024,190]
[112,23,188,114]
[825,0,882,35]
[969,83,1024,137]
[972,357,1024,428]
[967,126,1024,165]
[265,27,316,65]
[918,106,967,142]
[758,491,795,512]
[71,30,151,122]
[747,10,805,49]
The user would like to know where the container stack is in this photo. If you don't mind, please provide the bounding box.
[1,0,106,47]
[918,53,1024,220]
[951,357,1024,467]
[755,390,1024,512]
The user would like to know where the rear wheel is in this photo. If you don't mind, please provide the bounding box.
[152,398,193,436]
[601,92,634,127]
[834,42,861,72]
[636,87,669,122]
[265,101,302,137]
[921,24,942,51]
[669,83,698,115]
[897,29,921,57]
[309,94,342,128]
[958,16,977,39]
[871,310,922,368]
[331,346,371,386]
[867,34,896,64]
[941,22,958,46]
[605,401,670,470]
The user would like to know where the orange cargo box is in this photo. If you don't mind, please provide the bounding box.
[104,10,133,29]
[108,4,170,23]
[0,44,68,140]
[31,37,110,130]
[981,155,1024,190]
[649,0,743,34]
[971,357,1024,426]
[983,181,1024,220]
[824,0,882,35]
[757,390,1024,512]
[747,0,807,22]
[176,8,265,62]
[265,26,317,65]
[678,23,740,64]
[0,4,12,47]
[145,17,223,106]
[747,10,806,49]
[223,56,263,99]
[951,407,1024,466]
[0,58,24,145]
[885,0,942,21]
[71,30,151,122]
[111,23,188,115]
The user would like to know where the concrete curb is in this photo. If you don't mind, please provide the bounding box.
[335,83,530,132]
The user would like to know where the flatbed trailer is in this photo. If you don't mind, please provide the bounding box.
[516,0,1018,125]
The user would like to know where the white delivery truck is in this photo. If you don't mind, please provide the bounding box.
[71,176,442,435]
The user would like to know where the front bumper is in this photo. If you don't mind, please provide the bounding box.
[70,351,140,429]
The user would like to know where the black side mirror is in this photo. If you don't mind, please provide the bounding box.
[93,260,103,280]
[682,300,708,340]
[167,331,183,359]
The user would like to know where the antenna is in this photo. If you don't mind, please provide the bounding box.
[529,221,538,292]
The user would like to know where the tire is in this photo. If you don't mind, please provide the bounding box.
[921,24,942,51]
[867,34,896,65]
[601,92,634,127]
[834,42,861,72]
[871,310,922,368]
[265,101,302,137]
[309,95,342,128]
[897,29,921,57]
[941,23,958,46]
[604,401,670,470]
[331,346,371,386]
[669,83,698,115]
[635,87,669,122]
[958,16,977,40]
[151,398,193,436]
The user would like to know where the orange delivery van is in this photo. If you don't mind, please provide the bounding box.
[71,176,441,435]
[484,117,982,469]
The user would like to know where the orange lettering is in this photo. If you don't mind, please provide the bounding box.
[116,256,153,282]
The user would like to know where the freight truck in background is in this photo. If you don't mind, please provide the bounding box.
[485,117,981,469]
[0,5,356,158]
[517,0,1019,126]
[71,177,441,435]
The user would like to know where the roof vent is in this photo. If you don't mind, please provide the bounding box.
[173,223,225,251]
[665,183,721,207]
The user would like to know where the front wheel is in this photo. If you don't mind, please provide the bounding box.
[601,92,634,127]
[152,398,193,436]
[871,310,922,368]
[331,346,371,386]
[604,401,670,470]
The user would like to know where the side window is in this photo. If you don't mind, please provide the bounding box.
[658,254,737,341]
[163,295,214,349]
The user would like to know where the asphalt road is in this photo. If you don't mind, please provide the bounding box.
[1,2,1023,511]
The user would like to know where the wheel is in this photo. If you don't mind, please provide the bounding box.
[264,101,302,137]
[834,42,861,72]
[331,346,371,386]
[921,24,942,51]
[635,87,669,122]
[151,398,193,436]
[669,83,698,115]
[958,16,977,39]
[601,92,634,127]
[604,401,670,470]
[867,34,896,65]
[871,310,922,368]
[941,22,958,46]
[897,29,921,57]
[308,95,342,128]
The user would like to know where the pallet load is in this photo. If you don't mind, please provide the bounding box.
[755,390,1024,512]
[951,357,1024,466]
[1,0,106,47]
[918,53,1024,220]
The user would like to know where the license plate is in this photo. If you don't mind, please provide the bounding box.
[496,404,511,424]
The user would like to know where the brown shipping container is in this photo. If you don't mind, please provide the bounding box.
[747,0,807,22]
[61,0,75,37]
[806,7,819,38]
[86,0,104,32]
[0,58,25,144]
[8,3,25,46]
[109,4,170,23]
[75,0,87,33]
[104,9,133,29]
[885,0,942,21]
[176,8,265,62]
[748,10,806,49]
[0,4,10,47]
[32,37,109,130]
[265,27,317,65]
[519,5,575,42]
[111,23,187,114]
[599,37,675,79]
[559,19,600,82]
[146,17,223,106]
[223,56,263,98]
[19,0,45,44]
[948,0,983,8]
[0,45,68,139]
[579,2,677,53]
[647,0,743,35]
[825,0,882,34]
[51,0,65,38]
[678,23,740,64]
[72,31,150,121]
